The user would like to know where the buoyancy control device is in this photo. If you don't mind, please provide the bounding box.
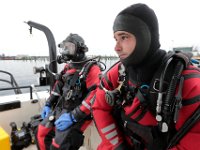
[46,57,106,125]
[100,51,200,149]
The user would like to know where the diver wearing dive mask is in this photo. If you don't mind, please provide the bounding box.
[57,33,88,63]
[36,33,103,150]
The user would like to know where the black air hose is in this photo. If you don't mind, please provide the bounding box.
[162,61,184,119]
[156,57,173,121]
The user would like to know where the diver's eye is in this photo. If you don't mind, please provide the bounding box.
[121,35,128,40]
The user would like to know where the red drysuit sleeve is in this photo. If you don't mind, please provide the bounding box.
[92,63,125,150]
[79,65,101,115]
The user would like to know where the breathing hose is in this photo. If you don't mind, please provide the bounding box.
[163,61,184,115]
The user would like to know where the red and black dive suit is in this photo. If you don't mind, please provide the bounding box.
[36,60,101,150]
[92,54,200,150]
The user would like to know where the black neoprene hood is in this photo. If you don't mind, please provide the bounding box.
[113,3,160,67]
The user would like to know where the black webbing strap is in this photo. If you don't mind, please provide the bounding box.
[121,110,154,145]
[104,74,114,89]
[167,105,200,149]
[135,89,148,106]
[69,71,79,87]
[182,95,200,106]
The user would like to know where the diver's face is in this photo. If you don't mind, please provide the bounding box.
[59,41,76,56]
[114,31,136,59]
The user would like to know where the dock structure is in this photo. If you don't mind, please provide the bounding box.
[0,55,119,61]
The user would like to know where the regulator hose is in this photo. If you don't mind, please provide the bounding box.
[163,61,184,114]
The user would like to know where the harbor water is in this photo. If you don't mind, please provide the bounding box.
[0,58,118,96]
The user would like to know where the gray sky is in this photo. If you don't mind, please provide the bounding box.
[0,0,200,56]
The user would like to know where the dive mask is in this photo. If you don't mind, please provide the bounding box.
[58,41,76,56]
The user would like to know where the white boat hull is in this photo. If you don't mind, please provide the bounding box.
[0,91,101,150]
[0,91,49,134]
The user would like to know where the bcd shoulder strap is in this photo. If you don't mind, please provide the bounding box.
[167,105,200,149]
[148,51,190,116]
[148,51,200,148]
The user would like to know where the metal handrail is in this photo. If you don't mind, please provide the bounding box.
[0,86,33,99]
[0,70,22,94]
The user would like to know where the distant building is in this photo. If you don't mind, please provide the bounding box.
[0,56,16,60]
[15,55,29,59]
[173,47,193,52]
[172,46,200,56]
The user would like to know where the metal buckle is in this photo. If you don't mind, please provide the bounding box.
[153,79,160,92]
[66,90,73,100]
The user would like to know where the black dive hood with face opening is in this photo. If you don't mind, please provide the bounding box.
[113,3,160,67]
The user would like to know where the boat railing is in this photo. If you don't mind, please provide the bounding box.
[0,70,22,94]
[0,70,33,99]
